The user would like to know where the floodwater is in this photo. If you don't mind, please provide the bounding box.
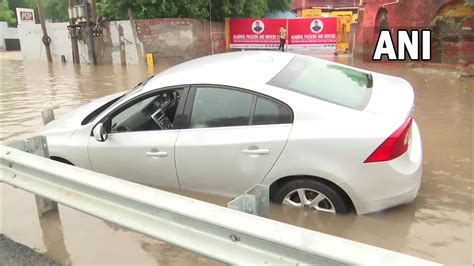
[1,51,472,265]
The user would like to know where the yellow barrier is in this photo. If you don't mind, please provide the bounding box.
[146,53,154,67]
[330,11,354,52]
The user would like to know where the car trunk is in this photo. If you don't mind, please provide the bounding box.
[363,73,415,125]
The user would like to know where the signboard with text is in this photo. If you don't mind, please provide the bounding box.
[16,8,35,25]
[229,18,337,50]
[230,18,287,49]
[287,18,337,49]
[302,9,322,18]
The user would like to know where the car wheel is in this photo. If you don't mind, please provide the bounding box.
[273,179,349,214]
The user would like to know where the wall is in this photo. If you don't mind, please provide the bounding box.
[19,22,82,63]
[0,22,20,50]
[97,20,140,65]
[135,18,226,66]
[17,18,225,65]
[0,22,7,50]
[18,21,139,64]
[354,0,474,63]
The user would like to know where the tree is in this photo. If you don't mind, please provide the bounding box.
[42,0,68,22]
[267,0,291,11]
[465,0,474,8]
[97,0,290,21]
[7,0,68,24]
[0,0,16,25]
[7,0,34,25]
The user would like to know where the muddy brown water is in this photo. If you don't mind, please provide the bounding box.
[1,51,472,265]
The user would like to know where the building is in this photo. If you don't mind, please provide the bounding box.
[355,0,474,63]
[292,0,360,16]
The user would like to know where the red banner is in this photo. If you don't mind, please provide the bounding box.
[229,18,337,50]
[230,18,287,49]
[287,18,337,49]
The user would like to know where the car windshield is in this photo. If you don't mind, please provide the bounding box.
[267,56,373,110]
[122,77,151,98]
[81,77,153,125]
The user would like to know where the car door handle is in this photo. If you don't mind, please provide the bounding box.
[241,148,270,155]
[146,151,168,157]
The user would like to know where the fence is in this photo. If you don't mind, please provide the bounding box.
[0,137,438,265]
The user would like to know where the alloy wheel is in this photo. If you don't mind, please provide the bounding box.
[282,188,336,213]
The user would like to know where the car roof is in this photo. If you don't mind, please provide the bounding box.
[143,51,297,91]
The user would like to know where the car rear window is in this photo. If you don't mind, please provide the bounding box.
[267,55,373,110]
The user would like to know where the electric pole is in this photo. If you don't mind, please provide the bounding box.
[36,0,52,62]
[68,0,80,64]
[84,1,97,65]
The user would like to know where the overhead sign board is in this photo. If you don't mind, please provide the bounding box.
[302,9,322,18]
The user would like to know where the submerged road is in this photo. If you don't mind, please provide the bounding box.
[0,51,472,265]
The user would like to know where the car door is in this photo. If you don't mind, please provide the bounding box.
[175,86,293,196]
[88,87,186,189]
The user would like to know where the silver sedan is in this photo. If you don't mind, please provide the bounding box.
[39,51,423,215]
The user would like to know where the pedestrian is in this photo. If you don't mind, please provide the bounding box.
[279,25,287,52]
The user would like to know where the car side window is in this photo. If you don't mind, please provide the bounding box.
[190,87,254,128]
[253,97,292,125]
[109,89,182,133]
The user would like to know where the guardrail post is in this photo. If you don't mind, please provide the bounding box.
[227,184,269,218]
[41,109,55,125]
[29,136,59,217]
[36,109,59,217]
[5,136,59,218]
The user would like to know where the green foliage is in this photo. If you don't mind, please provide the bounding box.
[465,0,474,8]
[98,0,177,20]
[7,0,68,23]
[0,0,16,25]
[267,0,291,11]
[97,0,290,21]
[7,0,34,12]
[43,0,69,22]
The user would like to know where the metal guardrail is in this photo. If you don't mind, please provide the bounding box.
[0,140,438,265]
[228,184,269,218]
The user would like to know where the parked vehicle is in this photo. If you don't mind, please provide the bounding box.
[39,51,422,215]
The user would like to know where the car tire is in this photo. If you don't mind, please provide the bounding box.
[273,179,350,214]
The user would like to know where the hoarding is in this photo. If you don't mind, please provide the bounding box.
[229,18,287,49]
[287,18,337,49]
[16,8,35,25]
[229,18,337,50]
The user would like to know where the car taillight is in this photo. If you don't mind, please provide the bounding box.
[364,117,413,163]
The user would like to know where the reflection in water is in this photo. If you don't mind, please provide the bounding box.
[39,211,72,265]
[1,51,472,265]
[139,238,223,266]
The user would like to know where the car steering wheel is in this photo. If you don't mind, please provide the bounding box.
[151,109,172,130]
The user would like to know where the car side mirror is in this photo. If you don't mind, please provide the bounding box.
[93,123,108,142]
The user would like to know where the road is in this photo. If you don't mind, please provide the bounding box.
[0,51,472,265]
[0,234,59,266]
